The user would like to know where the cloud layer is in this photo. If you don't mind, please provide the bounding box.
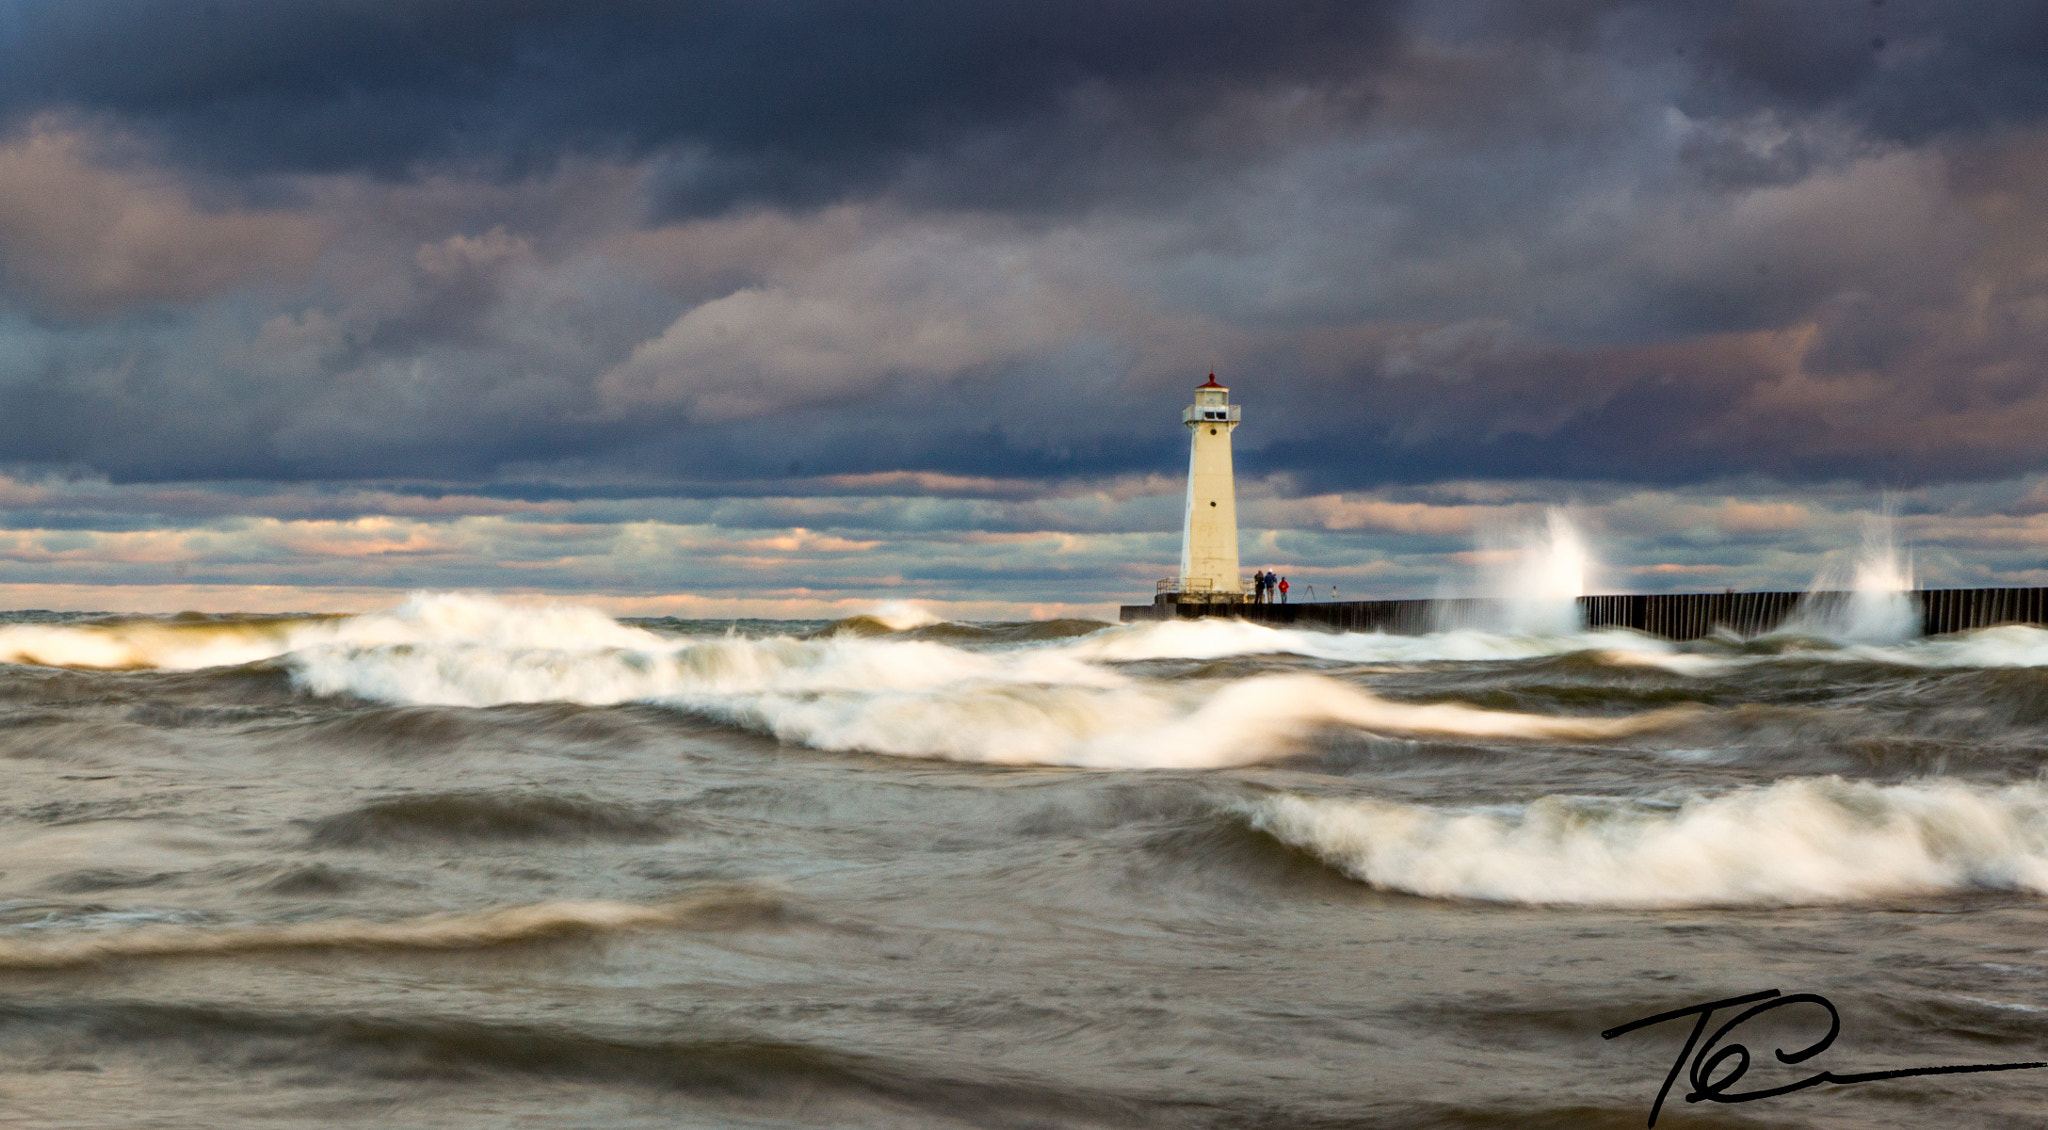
[1,1,2045,610]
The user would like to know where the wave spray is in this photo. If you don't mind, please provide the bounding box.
[1447,508,1595,635]
[1794,511,1918,642]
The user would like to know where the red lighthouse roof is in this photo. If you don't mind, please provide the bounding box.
[1197,373,1225,388]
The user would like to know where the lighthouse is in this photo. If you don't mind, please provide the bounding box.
[1174,374,1244,601]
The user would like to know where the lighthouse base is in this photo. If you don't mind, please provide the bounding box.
[1148,577,1251,613]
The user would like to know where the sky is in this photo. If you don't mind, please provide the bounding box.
[1,0,2047,620]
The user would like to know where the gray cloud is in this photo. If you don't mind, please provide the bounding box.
[0,0,1402,203]
[0,120,328,318]
[0,0,2045,533]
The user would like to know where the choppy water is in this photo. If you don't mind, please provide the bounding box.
[6,593,2048,1127]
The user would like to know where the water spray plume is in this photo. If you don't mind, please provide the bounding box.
[1486,508,1595,635]
[1844,513,1917,641]
[1792,510,1919,642]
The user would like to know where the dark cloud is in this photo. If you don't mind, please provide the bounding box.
[1675,0,2048,142]
[3,0,2048,503]
[0,1,1401,202]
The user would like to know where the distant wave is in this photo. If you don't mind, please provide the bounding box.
[273,596,1691,767]
[309,790,677,845]
[32,593,2048,768]
[0,615,307,670]
[0,890,778,970]
[1062,617,1674,664]
[0,594,1696,766]
[1243,776,2048,907]
[0,593,1671,674]
[1857,624,2048,669]
[854,600,945,631]
[17,591,2048,677]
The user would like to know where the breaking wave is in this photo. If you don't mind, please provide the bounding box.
[1591,624,2048,676]
[1061,617,1672,664]
[1244,777,2048,907]
[271,596,1691,767]
[13,595,2048,687]
[855,600,946,632]
[0,594,1700,766]
[1852,624,2048,668]
[0,890,780,970]
[19,592,2048,767]
[0,615,308,670]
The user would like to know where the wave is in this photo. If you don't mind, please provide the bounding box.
[1062,617,1677,665]
[691,672,1690,769]
[0,594,1697,765]
[817,600,948,636]
[0,594,1672,674]
[860,600,945,631]
[1586,624,2048,676]
[0,597,666,672]
[1243,776,2048,907]
[20,594,2048,680]
[0,615,309,670]
[268,597,1691,767]
[308,791,676,845]
[2,1004,1178,1126]
[0,890,778,969]
[1854,624,2048,668]
[896,619,1111,646]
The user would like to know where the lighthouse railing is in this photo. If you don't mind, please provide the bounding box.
[1181,405,1241,425]
[1156,577,1257,599]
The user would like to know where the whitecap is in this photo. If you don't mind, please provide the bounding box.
[272,595,1690,767]
[1244,777,2048,907]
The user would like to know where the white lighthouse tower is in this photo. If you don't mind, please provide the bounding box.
[1174,374,1244,602]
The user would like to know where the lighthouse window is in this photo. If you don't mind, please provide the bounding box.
[1209,427,1218,435]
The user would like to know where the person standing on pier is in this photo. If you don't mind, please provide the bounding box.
[1279,576,1289,603]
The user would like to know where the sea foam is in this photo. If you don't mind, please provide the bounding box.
[0,617,301,670]
[274,598,1684,767]
[1245,776,2048,906]
[17,592,2048,767]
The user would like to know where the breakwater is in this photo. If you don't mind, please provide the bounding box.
[1119,586,2048,640]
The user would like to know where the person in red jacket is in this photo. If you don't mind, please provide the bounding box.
[1278,576,1290,603]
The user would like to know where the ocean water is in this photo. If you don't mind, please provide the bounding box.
[6,593,2048,1127]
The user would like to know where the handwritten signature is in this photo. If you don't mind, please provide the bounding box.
[1602,989,2047,1127]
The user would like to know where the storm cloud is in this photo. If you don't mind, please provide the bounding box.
[1,0,2046,612]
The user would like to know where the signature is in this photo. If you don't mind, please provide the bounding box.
[1602,989,2047,1127]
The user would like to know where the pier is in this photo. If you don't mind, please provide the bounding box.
[1119,586,2048,640]
[1126,378,2048,641]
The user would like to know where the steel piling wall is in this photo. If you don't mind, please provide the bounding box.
[1118,587,2048,640]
